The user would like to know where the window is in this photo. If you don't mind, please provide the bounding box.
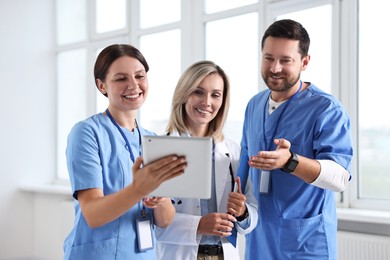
[357,0,390,204]
[56,49,88,179]
[55,0,127,179]
[140,0,180,28]
[55,0,390,213]
[140,30,181,134]
[275,4,333,95]
[205,13,259,144]
[204,0,257,13]
[55,0,87,45]
[95,0,126,33]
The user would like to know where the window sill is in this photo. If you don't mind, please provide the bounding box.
[17,183,390,235]
[337,208,390,236]
[337,208,390,224]
[19,182,71,196]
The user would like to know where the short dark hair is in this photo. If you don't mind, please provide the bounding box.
[94,44,149,96]
[261,19,310,57]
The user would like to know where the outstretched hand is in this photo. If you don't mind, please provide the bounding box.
[249,138,291,170]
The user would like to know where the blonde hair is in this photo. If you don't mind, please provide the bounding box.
[166,60,230,142]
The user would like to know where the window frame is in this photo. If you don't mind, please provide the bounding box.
[54,0,390,214]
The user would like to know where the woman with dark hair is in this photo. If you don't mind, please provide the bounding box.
[63,44,187,259]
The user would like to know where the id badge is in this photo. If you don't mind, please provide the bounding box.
[135,211,154,252]
[259,170,271,194]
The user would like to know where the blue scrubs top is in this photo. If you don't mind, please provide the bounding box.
[242,84,353,260]
[63,113,156,260]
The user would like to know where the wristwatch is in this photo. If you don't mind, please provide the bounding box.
[281,150,299,173]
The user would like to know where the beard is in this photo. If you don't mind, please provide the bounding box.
[262,72,301,93]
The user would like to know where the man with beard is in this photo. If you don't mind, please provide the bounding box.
[239,19,353,259]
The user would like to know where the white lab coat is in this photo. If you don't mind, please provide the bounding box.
[155,132,258,260]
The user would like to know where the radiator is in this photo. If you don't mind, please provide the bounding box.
[338,231,390,260]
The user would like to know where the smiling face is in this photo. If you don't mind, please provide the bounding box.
[261,36,309,98]
[97,56,148,114]
[184,73,224,136]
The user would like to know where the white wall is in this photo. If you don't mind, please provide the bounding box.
[0,0,55,258]
[1,1,389,260]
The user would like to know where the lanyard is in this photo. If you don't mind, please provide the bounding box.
[262,81,302,150]
[105,108,142,162]
[106,109,146,223]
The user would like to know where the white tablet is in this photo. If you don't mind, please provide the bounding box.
[142,135,213,199]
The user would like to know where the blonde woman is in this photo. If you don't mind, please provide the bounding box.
[156,60,258,260]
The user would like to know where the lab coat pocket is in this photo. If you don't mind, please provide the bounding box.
[278,213,328,259]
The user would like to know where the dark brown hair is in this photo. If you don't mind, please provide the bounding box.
[261,19,310,58]
[94,44,149,96]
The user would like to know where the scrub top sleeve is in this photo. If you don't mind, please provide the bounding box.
[313,107,353,172]
[66,122,103,199]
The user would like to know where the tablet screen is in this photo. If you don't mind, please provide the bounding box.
[142,135,213,199]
